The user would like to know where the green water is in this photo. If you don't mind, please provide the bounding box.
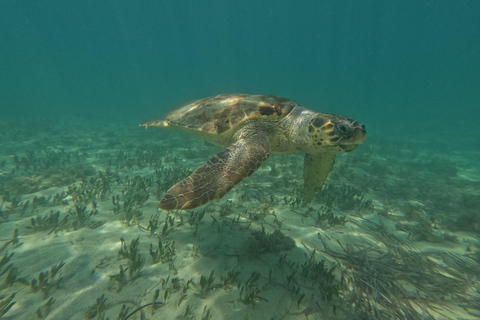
[1,1,479,319]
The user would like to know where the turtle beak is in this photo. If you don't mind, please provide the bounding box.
[356,123,367,143]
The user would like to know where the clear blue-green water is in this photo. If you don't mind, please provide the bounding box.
[1,1,480,319]
[2,1,480,134]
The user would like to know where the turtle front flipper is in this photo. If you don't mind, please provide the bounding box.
[303,153,336,204]
[159,133,271,210]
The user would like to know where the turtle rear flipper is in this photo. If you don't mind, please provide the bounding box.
[159,133,270,210]
[303,153,336,204]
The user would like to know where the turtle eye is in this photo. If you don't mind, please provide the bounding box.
[336,122,353,137]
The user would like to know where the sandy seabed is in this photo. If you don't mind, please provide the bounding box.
[0,117,479,320]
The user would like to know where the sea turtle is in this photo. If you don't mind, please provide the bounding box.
[140,94,366,210]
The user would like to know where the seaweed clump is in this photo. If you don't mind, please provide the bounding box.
[248,227,295,255]
[3,148,97,195]
[320,221,472,319]
[318,182,374,213]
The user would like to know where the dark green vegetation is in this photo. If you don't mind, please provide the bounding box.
[117,238,146,282]
[0,292,16,317]
[30,261,65,298]
[0,119,479,319]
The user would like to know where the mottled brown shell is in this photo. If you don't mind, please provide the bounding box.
[164,94,299,134]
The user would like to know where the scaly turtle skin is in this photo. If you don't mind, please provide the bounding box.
[140,93,366,210]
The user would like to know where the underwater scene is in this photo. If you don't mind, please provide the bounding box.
[1,1,479,319]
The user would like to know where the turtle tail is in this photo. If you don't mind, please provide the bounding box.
[139,120,169,128]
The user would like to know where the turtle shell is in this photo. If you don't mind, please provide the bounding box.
[164,94,299,135]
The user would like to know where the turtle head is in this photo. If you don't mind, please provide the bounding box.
[307,114,366,153]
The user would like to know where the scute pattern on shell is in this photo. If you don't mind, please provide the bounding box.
[164,93,299,134]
